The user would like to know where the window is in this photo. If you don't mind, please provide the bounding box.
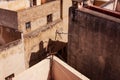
[47,14,53,24]
[26,22,31,30]
[5,74,14,80]
[33,0,37,6]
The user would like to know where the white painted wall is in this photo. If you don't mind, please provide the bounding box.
[13,58,50,80]
[37,0,41,5]
[103,2,114,10]
[0,42,25,80]
[0,0,30,11]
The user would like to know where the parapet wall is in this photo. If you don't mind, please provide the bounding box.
[0,26,21,45]
[17,0,60,23]
[68,7,120,80]
[0,9,18,29]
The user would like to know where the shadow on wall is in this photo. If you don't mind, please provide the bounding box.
[29,39,68,67]
[47,39,68,62]
[29,41,47,67]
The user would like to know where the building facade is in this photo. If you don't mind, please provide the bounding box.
[0,26,25,80]
[68,3,120,80]
[0,0,72,75]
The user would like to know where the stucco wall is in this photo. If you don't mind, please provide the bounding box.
[61,0,72,42]
[17,0,60,33]
[13,58,50,80]
[0,40,25,80]
[19,10,60,34]
[23,0,72,68]
[24,20,63,68]
[116,0,120,12]
[68,7,120,80]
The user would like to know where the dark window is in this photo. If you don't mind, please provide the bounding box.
[5,74,14,80]
[26,22,31,30]
[33,0,37,6]
[47,14,53,24]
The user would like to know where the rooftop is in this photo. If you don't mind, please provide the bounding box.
[13,56,89,80]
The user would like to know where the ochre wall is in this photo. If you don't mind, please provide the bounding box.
[6,0,71,68]
[17,0,60,34]
[24,20,63,68]
[68,7,120,80]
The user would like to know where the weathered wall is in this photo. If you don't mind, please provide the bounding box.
[18,0,71,67]
[68,7,120,80]
[17,0,60,34]
[13,58,50,80]
[60,0,72,42]
[0,9,18,29]
[0,26,21,45]
[0,0,30,11]
[24,20,63,68]
[0,39,25,80]
[18,10,60,34]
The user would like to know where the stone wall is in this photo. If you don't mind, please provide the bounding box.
[68,7,120,80]
[24,20,63,68]
[0,39,25,80]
